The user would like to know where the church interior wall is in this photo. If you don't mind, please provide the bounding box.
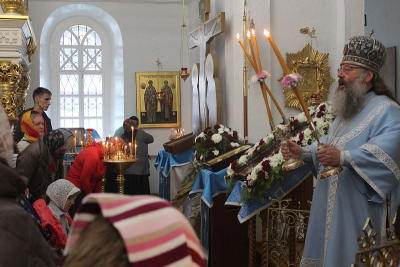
[364,0,400,102]
[19,0,366,194]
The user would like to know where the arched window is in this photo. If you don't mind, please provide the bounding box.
[58,24,104,136]
[41,4,124,138]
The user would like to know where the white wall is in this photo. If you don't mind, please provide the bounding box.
[190,0,363,145]
[23,0,366,193]
[365,0,400,101]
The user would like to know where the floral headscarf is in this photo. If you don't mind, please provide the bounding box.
[43,129,73,153]
[20,110,46,142]
[0,104,13,166]
[123,118,135,133]
[46,179,80,211]
[63,194,206,266]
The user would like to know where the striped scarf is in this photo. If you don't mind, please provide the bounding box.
[63,194,205,267]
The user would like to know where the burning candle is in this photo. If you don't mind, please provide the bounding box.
[263,29,290,75]
[129,142,132,157]
[105,143,108,159]
[237,33,258,71]
[264,29,311,121]
[124,146,127,158]
[247,30,259,72]
[80,141,83,150]
[131,126,134,146]
[74,130,77,153]
[251,29,262,71]
[135,142,137,158]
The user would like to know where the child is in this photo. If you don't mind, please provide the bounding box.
[33,179,80,257]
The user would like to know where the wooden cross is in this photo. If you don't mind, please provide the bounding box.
[189,0,225,136]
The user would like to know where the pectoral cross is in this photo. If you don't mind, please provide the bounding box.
[189,0,225,136]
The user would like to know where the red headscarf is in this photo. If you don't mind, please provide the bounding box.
[20,110,47,142]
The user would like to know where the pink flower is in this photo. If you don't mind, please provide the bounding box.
[251,70,271,84]
[281,73,303,88]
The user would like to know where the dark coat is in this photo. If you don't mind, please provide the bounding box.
[0,158,59,266]
[16,137,53,200]
[13,107,52,143]
[124,129,154,175]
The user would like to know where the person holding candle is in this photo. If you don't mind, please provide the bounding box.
[66,141,107,218]
[120,116,154,195]
[281,36,400,267]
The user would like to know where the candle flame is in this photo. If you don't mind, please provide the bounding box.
[236,33,239,39]
[264,29,270,37]
[251,29,255,35]
[247,30,251,38]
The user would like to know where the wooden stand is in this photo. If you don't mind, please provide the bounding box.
[163,133,193,154]
[209,194,249,267]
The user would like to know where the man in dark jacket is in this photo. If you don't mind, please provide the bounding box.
[14,87,52,143]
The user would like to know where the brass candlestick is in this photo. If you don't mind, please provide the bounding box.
[103,142,137,194]
[273,123,304,171]
[310,123,343,179]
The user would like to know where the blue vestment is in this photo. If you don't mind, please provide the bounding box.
[300,92,400,266]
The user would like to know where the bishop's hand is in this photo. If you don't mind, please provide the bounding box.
[281,139,303,160]
[317,144,341,167]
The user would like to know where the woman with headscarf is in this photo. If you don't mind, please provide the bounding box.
[61,194,206,267]
[0,103,59,266]
[16,129,74,200]
[120,117,154,195]
[17,110,46,152]
[66,142,107,217]
[33,179,80,257]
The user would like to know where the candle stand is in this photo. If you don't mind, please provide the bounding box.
[102,143,137,194]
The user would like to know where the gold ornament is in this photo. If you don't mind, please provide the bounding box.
[0,0,24,14]
[0,61,22,118]
[16,75,30,115]
[282,43,334,110]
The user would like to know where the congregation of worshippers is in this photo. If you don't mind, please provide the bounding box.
[0,91,204,266]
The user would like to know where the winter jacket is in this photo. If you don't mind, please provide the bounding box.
[0,157,59,266]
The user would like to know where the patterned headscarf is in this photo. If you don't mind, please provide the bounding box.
[20,110,46,142]
[63,194,206,266]
[43,129,73,153]
[0,104,13,166]
[46,179,80,211]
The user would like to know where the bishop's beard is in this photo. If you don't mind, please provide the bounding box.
[332,74,368,120]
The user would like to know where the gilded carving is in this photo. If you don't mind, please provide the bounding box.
[27,37,36,63]
[282,43,335,110]
[0,0,24,14]
[16,75,30,115]
[0,61,22,117]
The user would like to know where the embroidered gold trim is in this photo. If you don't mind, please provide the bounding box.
[346,151,386,200]
[360,143,400,180]
[323,175,339,261]
[300,258,324,267]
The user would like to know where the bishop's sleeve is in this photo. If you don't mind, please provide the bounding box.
[341,104,400,203]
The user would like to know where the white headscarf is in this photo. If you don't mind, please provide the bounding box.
[0,102,13,167]
[46,179,80,211]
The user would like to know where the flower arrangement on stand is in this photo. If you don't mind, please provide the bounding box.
[183,124,245,184]
[225,102,334,202]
